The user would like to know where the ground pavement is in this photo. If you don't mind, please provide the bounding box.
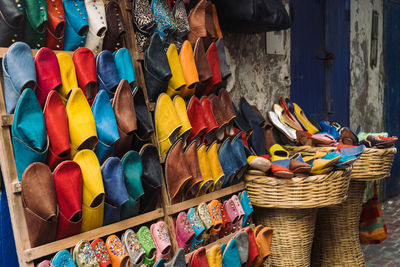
[362,194,400,266]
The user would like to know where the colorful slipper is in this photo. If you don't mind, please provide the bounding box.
[247,156,271,173]
[224,199,240,233]
[242,227,259,267]
[206,245,222,267]
[164,248,185,267]
[219,202,232,238]
[106,235,129,267]
[197,203,214,242]
[292,103,319,134]
[137,226,157,266]
[175,211,195,252]
[233,232,249,265]
[188,247,208,267]
[238,190,254,227]
[51,250,75,267]
[270,164,294,179]
[254,227,273,267]
[231,195,245,231]
[208,200,223,242]
[221,239,241,267]
[121,229,146,266]
[150,221,172,262]
[73,240,100,267]
[37,260,54,267]
[91,239,112,267]
[188,207,205,250]
[269,144,289,161]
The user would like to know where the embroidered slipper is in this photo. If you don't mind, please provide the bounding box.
[197,203,214,243]
[238,190,254,227]
[106,235,129,267]
[224,199,240,233]
[207,200,223,242]
[219,202,231,238]
[187,207,205,250]
[91,239,112,267]
[121,229,146,266]
[231,195,245,231]
[51,250,75,267]
[174,212,195,252]
[137,226,157,266]
[150,221,172,262]
[73,240,100,267]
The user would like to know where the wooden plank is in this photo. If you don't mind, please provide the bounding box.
[185,224,255,262]
[0,67,34,267]
[2,114,13,127]
[167,183,246,215]
[0,48,73,59]
[23,208,164,263]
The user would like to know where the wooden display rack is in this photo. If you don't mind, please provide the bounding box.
[0,0,247,265]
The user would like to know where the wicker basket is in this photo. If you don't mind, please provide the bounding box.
[284,145,335,157]
[244,170,351,209]
[255,207,317,267]
[311,180,366,267]
[285,146,397,181]
[351,147,397,181]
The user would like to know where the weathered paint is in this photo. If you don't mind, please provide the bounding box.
[350,0,385,132]
[223,31,291,115]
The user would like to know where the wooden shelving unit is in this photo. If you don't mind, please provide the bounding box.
[0,0,249,265]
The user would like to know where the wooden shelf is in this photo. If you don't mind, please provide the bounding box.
[23,208,164,263]
[166,183,246,215]
[184,224,255,262]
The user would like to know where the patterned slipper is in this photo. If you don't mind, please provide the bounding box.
[73,240,100,267]
[91,239,111,267]
[106,235,129,267]
[121,229,146,266]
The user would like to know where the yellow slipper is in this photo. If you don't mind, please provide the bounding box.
[155,93,182,156]
[66,88,98,157]
[207,141,225,192]
[207,245,222,267]
[173,96,192,145]
[197,143,214,196]
[269,144,289,161]
[293,103,319,134]
[57,52,79,104]
[73,150,105,232]
[166,43,186,97]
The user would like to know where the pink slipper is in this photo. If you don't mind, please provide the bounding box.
[150,221,172,262]
[231,195,245,231]
[224,199,240,233]
[175,211,195,252]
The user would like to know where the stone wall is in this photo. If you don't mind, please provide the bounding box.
[222,0,384,133]
[350,0,385,132]
[223,31,291,116]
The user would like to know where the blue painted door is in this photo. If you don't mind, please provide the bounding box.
[290,0,350,126]
[384,0,400,198]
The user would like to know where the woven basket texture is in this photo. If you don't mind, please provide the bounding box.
[311,180,366,267]
[255,207,317,267]
[245,169,351,209]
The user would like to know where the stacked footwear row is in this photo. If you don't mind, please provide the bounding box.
[4,42,164,249]
[35,190,260,267]
[173,191,253,252]
[0,0,127,52]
